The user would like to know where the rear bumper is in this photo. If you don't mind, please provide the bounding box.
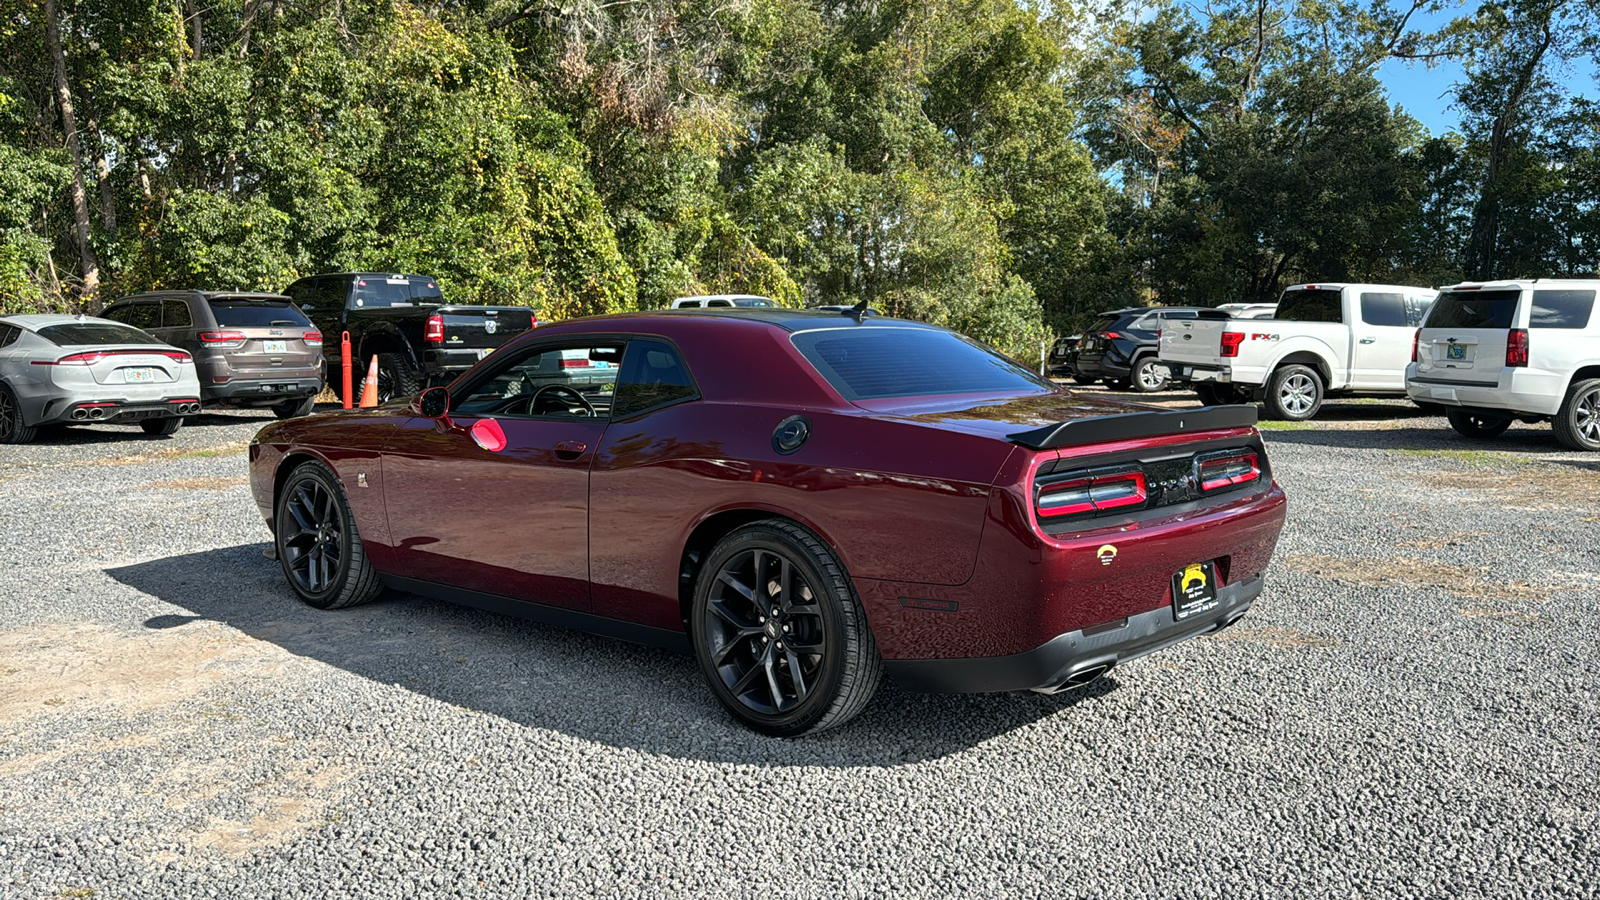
[1169,363,1232,384]
[1075,354,1130,380]
[422,347,494,378]
[1405,366,1564,417]
[204,375,322,406]
[886,573,1261,693]
[37,396,202,426]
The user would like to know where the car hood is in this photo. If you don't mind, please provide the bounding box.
[859,390,1162,442]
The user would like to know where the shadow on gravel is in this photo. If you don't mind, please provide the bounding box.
[26,411,274,446]
[1261,423,1576,455]
[106,544,1107,765]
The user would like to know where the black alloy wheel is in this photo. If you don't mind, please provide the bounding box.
[1554,378,1600,451]
[273,395,317,419]
[1445,409,1512,440]
[692,520,882,736]
[0,383,36,445]
[275,461,382,609]
[375,352,421,404]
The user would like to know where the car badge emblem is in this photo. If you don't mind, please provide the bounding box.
[269,329,283,336]
[484,319,498,334]
[1096,544,1117,566]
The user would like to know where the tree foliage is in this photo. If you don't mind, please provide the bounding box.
[2,0,1598,356]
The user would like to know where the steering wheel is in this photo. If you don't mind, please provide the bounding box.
[530,384,595,417]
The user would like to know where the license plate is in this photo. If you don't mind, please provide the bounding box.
[1446,344,1466,360]
[124,367,156,383]
[1172,561,1219,621]
[263,340,287,354]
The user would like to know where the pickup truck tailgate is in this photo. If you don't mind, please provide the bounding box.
[1160,317,1229,366]
[438,306,536,350]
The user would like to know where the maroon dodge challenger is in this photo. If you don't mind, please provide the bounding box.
[249,309,1287,735]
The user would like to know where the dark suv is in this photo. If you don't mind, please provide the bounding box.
[101,291,324,418]
[1075,307,1213,392]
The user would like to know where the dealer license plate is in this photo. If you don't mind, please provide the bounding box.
[1172,561,1218,621]
[1446,344,1466,360]
[124,367,156,383]
[263,340,287,353]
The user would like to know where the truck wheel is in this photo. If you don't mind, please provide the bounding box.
[1194,384,1243,406]
[1131,356,1171,393]
[140,416,183,437]
[376,352,421,403]
[1445,409,1511,439]
[1264,365,1323,421]
[1553,378,1600,451]
[1072,374,1099,386]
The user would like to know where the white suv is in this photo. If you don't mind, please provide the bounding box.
[1406,279,1600,450]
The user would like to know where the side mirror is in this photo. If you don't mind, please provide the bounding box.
[417,386,450,419]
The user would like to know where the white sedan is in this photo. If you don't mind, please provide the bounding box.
[0,314,204,444]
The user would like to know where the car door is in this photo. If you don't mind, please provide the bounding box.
[1350,291,1413,389]
[380,338,622,611]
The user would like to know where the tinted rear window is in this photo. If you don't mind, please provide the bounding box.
[792,328,1052,400]
[1359,292,1408,326]
[1276,290,1344,323]
[354,276,443,308]
[36,323,165,346]
[1089,315,1120,333]
[1530,289,1595,329]
[1426,290,1520,329]
[209,299,312,328]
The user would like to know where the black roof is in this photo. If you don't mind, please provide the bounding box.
[111,290,291,302]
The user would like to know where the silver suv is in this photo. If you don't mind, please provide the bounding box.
[102,291,325,418]
[1406,279,1600,450]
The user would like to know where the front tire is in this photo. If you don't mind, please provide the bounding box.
[1264,364,1324,421]
[691,520,882,737]
[1131,356,1171,393]
[0,383,36,444]
[274,460,382,610]
[1445,409,1512,440]
[1553,378,1600,451]
[140,416,183,436]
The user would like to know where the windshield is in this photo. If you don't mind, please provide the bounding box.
[36,323,165,346]
[1276,290,1344,323]
[209,299,312,328]
[792,327,1053,401]
[1426,290,1520,329]
[354,276,443,308]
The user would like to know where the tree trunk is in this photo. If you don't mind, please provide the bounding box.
[44,0,101,308]
[1464,16,1553,281]
[86,115,117,237]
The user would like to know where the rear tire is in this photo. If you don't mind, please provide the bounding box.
[0,383,36,444]
[274,460,382,609]
[1264,364,1323,421]
[1552,378,1600,451]
[1131,356,1171,393]
[1445,409,1511,439]
[1072,374,1099,386]
[376,352,421,403]
[691,519,882,737]
[140,416,183,437]
[1194,383,1244,407]
[273,395,317,419]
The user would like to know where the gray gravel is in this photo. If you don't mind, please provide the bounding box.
[1,397,1598,898]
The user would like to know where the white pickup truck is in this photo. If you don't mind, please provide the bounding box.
[1159,283,1437,420]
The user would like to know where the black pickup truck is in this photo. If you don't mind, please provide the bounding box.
[283,273,537,403]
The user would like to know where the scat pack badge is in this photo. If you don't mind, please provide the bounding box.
[1096,544,1117,566]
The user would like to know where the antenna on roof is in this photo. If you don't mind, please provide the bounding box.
[844,298,872,322]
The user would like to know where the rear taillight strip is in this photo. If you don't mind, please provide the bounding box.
[1036,466,1147,519]
[1195,449,1260,492]
[33,349,191,365]
[1506,328,1528,367]
[200,331,247,348]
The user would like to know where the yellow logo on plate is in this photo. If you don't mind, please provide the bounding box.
[1096,545,1117,566]
[1181,563,1208,592]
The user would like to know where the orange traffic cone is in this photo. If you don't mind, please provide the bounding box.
[359,356,380,408]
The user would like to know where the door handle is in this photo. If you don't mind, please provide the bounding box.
[1359,337,1376,344]
[554,440,588,461]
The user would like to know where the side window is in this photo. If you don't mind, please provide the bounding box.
[319,278,351,309]
[284,280,314,307]
[453,343,622,418]
[162,299,193,328]
[706,299,732,308]
[612,340,697,418]
[0,325,17,347]
[116,303,161,330]
[1405,296,1433,327]
[1360,292,1408,327]
[1530,289,1595,329]
[101,305,133,325]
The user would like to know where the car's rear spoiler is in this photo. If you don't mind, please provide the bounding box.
[1007,405,1258,450]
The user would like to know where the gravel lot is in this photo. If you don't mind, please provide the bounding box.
[2,396,1598,898]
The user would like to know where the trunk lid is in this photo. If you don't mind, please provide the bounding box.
[206,297,322,375]
[1158,313,1231,367]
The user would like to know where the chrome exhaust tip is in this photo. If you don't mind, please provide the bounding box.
[71,408,88,420]
[87,407,105,420]
[1032,662,1114,695]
